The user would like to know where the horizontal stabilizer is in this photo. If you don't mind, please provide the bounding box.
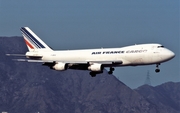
[13,59,45,62]
[6,54,42,59]
[6,54,26,57]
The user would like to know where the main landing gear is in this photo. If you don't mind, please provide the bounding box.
[89,71,103,77]
[155,63,160,73]
[89,67,115,77]
[108,67,115,74]
[89,72,96,77]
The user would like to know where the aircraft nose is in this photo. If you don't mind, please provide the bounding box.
[167,50,175,60]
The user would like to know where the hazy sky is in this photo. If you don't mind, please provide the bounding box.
[0,0,179,88]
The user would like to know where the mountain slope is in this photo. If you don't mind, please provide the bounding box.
[0,37,179,113]
[135,82,180,113]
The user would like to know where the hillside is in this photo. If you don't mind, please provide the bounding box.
[0,37,179,113]
[136,82,180,113]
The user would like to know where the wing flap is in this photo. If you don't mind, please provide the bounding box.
[89,61,123,64]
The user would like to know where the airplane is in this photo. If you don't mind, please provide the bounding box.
[7,27,175,77]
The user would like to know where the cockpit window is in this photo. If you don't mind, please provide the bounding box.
[157,46,164,48]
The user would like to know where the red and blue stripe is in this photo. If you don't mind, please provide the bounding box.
[20,27,45,49]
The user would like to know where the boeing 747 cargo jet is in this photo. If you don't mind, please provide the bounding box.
[7,27,175,77]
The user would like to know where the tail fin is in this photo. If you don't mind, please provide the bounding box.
[20,27,53,52]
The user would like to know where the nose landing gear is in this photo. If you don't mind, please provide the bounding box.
[155,63,160,73]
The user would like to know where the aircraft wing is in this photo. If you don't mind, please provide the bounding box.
[8,53,123,65]
[12,59,123,65]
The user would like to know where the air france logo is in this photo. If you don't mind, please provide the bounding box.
[92,51,124,55]
[91,50,147,55]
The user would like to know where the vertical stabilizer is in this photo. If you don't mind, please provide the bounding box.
[20,27,53,52]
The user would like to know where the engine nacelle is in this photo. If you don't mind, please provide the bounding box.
[88,64,104,72]
[53,62,68,71]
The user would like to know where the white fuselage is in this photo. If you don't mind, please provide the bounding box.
[26,43,175,67]
[19,27,175,76]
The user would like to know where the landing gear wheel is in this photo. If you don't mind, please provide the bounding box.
[108,67,115,75]
[110,67,115,71]
[108,71,113,74]
[155,64,160,73]
[155,69,160,73]
[90,72,96,77]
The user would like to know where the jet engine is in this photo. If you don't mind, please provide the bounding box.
[53,62,68,71]
[88,64,104,72]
